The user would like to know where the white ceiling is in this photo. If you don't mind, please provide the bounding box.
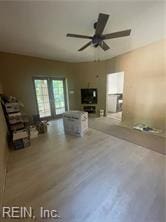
[0,1,165,62]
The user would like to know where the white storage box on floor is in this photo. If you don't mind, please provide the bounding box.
[63,111,88,136]
[30,126,39,139]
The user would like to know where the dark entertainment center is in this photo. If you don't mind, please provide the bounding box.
[81,88,97,113]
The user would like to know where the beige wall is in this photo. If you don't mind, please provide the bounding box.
[0,83,8,206]
[0,39,165,131]
[0,53,77,116]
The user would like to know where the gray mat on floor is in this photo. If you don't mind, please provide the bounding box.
[89,118,165,155]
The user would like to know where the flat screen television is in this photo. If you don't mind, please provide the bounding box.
[81,88,97,104]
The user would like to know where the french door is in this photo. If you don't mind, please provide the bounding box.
[34,77,67,119]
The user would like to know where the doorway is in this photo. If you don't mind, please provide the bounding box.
[34,77,67,119]
[106,72,124,121]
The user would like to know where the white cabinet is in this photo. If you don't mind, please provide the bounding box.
[107,95,119,112]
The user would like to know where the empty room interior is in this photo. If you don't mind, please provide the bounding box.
[0,1,165,222]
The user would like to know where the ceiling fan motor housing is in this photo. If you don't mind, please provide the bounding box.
[92,35,102,45]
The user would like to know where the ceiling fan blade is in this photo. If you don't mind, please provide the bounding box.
[100,41,110,51]
[78,41,92,51]
[103,29,131,39]
[66,33,92,39]
[95,13,109,36]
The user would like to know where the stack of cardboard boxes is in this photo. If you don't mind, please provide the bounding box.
[2,97,30,149]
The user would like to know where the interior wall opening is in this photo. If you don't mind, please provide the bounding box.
[106,72,124,121]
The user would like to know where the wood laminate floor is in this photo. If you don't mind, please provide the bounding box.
[3,119,166,222]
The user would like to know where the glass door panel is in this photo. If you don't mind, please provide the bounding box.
[34,79,51,118]
[52,80,66,115]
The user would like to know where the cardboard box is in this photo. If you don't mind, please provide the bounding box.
[13,129,28,141]
[30,127,38,139]
[10,123,25,131]
[12,129,30,149]
[5,102,20,113]
[63,111,88,136]
[8,112,23,124]
[13,137,30,149]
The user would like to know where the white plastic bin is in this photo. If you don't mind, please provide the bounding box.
[99,109,104,117]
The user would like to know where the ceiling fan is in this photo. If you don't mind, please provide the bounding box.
[66,13,131,51]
